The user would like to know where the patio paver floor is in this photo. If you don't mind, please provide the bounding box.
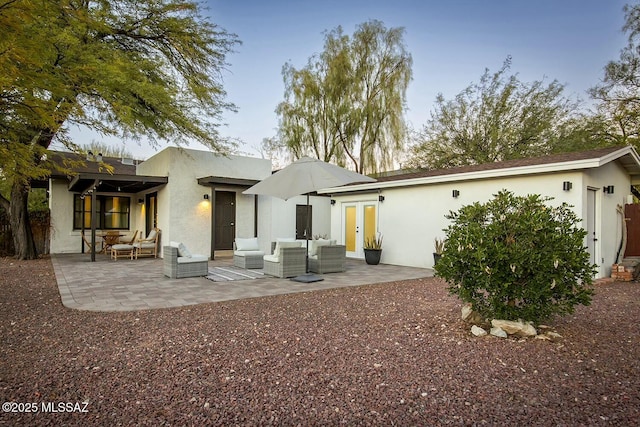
[51,253,433,312]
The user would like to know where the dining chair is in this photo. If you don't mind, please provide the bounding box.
[81,230,103,254]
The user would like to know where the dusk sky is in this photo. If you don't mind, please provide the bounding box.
[70,0,631,159]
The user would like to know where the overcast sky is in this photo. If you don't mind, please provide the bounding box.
[68,0,631,160]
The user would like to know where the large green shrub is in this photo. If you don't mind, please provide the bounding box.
[435,190,596,323]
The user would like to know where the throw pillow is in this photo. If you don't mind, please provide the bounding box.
[178,242,192,258]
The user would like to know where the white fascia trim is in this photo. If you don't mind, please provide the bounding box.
[321,158,606,194]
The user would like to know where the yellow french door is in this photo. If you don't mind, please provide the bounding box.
[343,202,377,258]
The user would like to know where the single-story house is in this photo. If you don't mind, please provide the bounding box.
[46,147,330,258]
[321,146,640,279]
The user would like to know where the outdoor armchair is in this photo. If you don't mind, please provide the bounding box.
[133,228,160,259]
[308,244,346,274]
[233,237,264,269]
[263,241,306,278]
[163,242,208,279]
[111,230,138,260]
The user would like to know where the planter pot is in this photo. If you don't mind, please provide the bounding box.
[433,253,442,266]
[364,248,382,265]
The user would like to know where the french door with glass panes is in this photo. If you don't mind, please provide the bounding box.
[343,201,377,258]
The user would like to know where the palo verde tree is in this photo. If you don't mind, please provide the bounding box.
[435,190,596,323]
[407,57,581,170]
[276,20,412,174]
[0,0,239,259]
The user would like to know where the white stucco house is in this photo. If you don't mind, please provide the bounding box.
[44,145,640,279]
[47,147,330,258]
[321,146,640,279]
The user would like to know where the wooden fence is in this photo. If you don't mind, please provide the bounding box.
[0,210,50,257]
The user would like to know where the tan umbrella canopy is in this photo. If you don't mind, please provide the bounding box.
[243,157,376,282]
[243,157,376,200]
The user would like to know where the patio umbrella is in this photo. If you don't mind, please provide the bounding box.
[243,157,376,282]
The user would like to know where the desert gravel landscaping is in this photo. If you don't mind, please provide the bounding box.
[1,256,639,426]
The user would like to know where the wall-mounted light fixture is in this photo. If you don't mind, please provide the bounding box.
[378,195,385,202]
[96,153,103,162]
[603,185,615,194]
[203,194,210,200]
[562,181,572,191]
[330,199,336,205]
[452,189,460,198]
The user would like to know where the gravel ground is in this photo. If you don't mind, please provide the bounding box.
[1,256,639,426]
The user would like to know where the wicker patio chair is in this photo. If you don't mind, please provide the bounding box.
[163,245,208,279]
[233,237,265,269]
[308,244,346,274]
[263,241,306,278]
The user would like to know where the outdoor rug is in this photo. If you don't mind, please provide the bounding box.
[206,266,266,282]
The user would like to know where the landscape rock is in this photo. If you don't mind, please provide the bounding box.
[491,319,537,337]
[461,303,485,325]
[471,325,487,336]
[490,327,508,338]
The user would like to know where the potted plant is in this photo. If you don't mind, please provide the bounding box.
[433,238,445,266]
[364,234,383,265]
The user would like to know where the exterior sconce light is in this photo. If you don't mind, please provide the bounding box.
[138,198,144,204]
[96,153,103,162]
[86,151,94,161]
[603,185,614,194]
[203,194,210,200]
[330,199,336,205]
[378,195,385,202]
[562,181,572,191]
[452,189,460,198]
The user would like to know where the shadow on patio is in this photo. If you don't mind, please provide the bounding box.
[51,253,433,312]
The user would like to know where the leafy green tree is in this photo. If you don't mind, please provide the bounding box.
[277,20,412,174]
[435,191,596,324]
[589,3,640,150]
[407,57,580,169]
[0,0,239,259]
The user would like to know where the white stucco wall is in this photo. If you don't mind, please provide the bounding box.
[584,161,633,277]
[256,195,331,255]
[330,167,629,278]
[137,147,273,257]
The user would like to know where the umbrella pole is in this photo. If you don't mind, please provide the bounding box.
[291,193,324,283]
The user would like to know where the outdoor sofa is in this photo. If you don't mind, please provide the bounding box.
[163,242,208,279]
[233,237,265,269]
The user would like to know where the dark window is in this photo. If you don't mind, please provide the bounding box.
[296,204,312,240]
[73,195,130,230]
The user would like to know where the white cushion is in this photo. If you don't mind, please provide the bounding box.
[330,239,337,246]
[177,255,207,264]
[169,241,180,248]
[235,237,260,251]
[234,250,264,257]
[112,244,133,250]
[308,254,318,260]
[134,242,156,249]
[263,254,280,263]
[274,241,301,258]
[310,239,331,256]
[178,242,192,258]
[276,237,295,243]
[146,229,157,241]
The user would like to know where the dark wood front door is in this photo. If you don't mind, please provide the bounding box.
[215,191,236,250]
